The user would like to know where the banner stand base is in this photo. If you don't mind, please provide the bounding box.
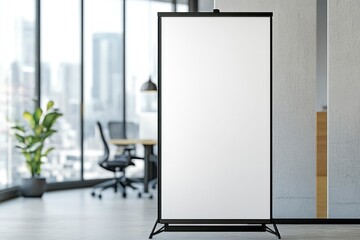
[149,219,281,239]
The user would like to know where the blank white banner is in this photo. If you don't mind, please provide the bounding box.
[160,16,271,220]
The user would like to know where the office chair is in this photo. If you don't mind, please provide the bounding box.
[91,122,141,199]
[149,154,158,189]
[108,121,143,160]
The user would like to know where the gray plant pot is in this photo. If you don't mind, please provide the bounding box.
[21,178,47,198]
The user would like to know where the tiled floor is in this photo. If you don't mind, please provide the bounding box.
[0,188,359,240]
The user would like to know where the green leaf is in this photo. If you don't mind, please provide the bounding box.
[34,125,43,136]
[33,107,43,126]
[23,152,32,162]
[23,111,35,128]
[42,147,55,156]
[42,129,57,140]
[28,142,42,153]
[47,101,54,111]
[12,125,25,132]
[15,133,25,143]
[24,135,35,145]
[43,112,62,129]
[34,146,42,162]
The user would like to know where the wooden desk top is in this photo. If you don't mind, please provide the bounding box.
[110,139,157,146]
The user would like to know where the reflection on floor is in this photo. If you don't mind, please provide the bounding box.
[0,188,359,240]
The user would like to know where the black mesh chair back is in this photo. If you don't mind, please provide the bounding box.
[108,121,139,139]
[96,121,110,164]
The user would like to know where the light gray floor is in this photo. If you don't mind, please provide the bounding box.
[0,188,359,240]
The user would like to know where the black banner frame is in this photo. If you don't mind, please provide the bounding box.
[150,10,280,239]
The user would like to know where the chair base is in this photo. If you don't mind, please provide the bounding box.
[149,178,158,189]
[91,176,140,199]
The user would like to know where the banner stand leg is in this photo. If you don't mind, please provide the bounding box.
[149,219,165,239]
[265,223,281,239]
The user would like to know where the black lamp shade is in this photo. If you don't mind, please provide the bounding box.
[141,77,157,92]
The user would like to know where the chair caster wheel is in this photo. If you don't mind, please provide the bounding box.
[91,192,95,197]
[149,195,153,199]
[138,192,142,198]
[122,192,127,198]
[98,194,102,199]
[152,185,156,190]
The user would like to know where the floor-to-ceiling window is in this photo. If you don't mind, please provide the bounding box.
[0,0,190,190]
[83,0,124,179]
[0,0,36,188]
[40,0,81,182]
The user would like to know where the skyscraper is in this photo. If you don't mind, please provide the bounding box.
[92,33,123,111]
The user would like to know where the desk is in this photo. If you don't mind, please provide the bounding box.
[109,139,157,195]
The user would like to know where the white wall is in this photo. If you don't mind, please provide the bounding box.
[215,0,316,218]
[328,0,360,218]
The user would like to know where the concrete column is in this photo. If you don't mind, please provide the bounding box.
[328,0,360,218]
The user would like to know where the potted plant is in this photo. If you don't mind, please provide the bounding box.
[12,100,62,197]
